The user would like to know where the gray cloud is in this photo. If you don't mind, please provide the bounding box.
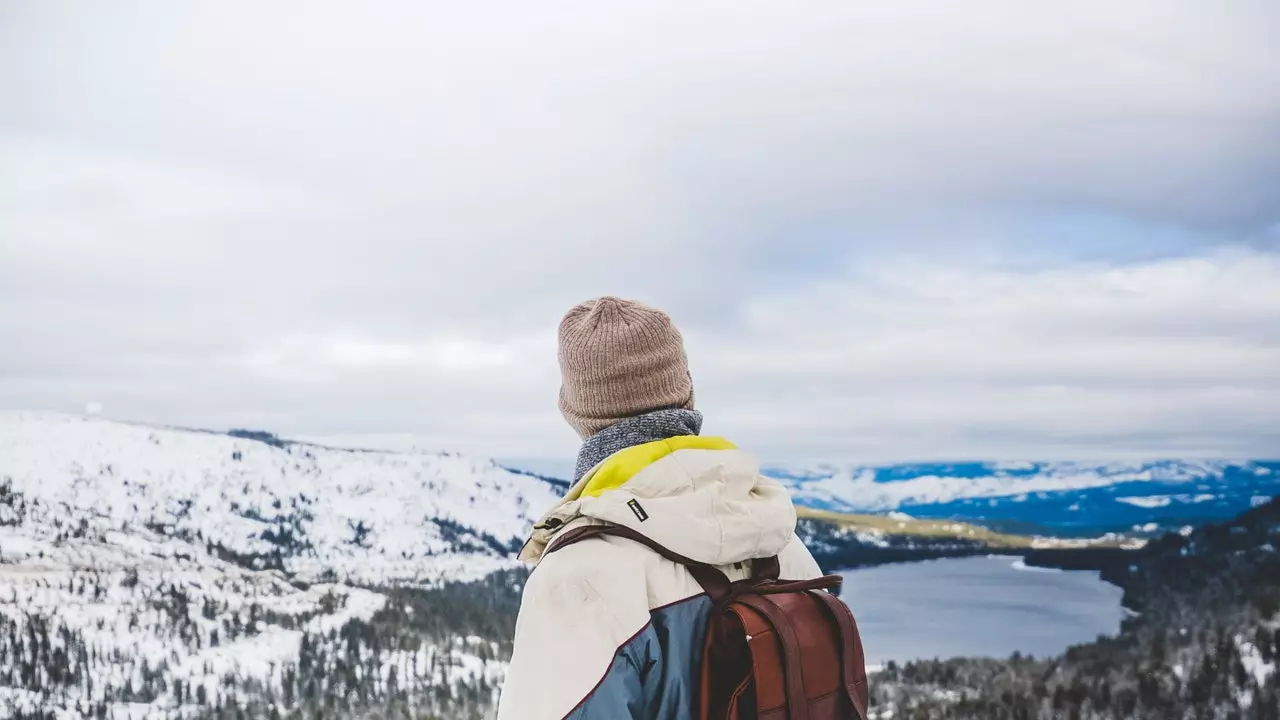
[2,1,1278,462]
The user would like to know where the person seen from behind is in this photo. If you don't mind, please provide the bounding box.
[496,296,825,719]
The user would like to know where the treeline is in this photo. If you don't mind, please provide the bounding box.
[797,517,994,572]
[0,570,529,719]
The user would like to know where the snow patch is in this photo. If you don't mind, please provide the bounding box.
[1113,493,1216,508]
[1010,559,1063,574]
[1116,496,1172,509]
[1236,635,1276,708]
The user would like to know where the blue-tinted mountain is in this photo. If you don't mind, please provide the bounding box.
[764,459,1280,536]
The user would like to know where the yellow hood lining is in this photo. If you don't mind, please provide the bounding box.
[580,436,738,499]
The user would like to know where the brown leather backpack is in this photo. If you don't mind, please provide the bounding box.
[548,524,869,720]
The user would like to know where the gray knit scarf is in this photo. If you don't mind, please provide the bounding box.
[573,408,704,482]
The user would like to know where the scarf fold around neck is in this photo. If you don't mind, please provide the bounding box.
[572,408,704,482]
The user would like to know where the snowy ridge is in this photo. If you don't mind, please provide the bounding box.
[1,412,562,586]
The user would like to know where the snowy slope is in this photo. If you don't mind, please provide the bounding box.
[0,412,561,718]
[1,412,562,586]
[764,460,1280,535]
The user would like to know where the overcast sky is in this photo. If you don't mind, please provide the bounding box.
[2,0,1279,465]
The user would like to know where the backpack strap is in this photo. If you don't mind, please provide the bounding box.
[544,523,779,602]
[812,590,869,720]
[734,594,811,720]
[755,575,843,595]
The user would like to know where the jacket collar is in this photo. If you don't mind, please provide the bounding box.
[519,436,796,567]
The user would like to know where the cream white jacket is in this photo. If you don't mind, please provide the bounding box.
[496,436,822,720]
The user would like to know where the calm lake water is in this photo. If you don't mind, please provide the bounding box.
[838,555,1127,666]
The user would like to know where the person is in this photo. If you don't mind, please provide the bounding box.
[496,296,823,720]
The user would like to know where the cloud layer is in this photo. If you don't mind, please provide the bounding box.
[2,1,1278,461]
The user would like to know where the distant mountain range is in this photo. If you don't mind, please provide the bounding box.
[763,460,1280,537]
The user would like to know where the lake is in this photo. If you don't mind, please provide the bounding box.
[838,555,1127,666]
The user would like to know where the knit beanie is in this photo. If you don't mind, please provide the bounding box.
[558,296,696,440]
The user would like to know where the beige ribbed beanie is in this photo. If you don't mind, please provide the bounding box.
[558,296,695,440]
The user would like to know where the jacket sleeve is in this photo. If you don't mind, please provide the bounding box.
[496,551,651,720]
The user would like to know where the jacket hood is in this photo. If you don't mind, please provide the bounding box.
[519,436,797,566]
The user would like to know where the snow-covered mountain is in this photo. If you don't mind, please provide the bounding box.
[765,460,1280,536]
[2,412,561,586]
[0,412,562,718]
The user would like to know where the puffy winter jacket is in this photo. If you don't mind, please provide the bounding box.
[496,436,823,720]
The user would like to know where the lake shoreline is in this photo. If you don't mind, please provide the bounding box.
[837,554,1127,666]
